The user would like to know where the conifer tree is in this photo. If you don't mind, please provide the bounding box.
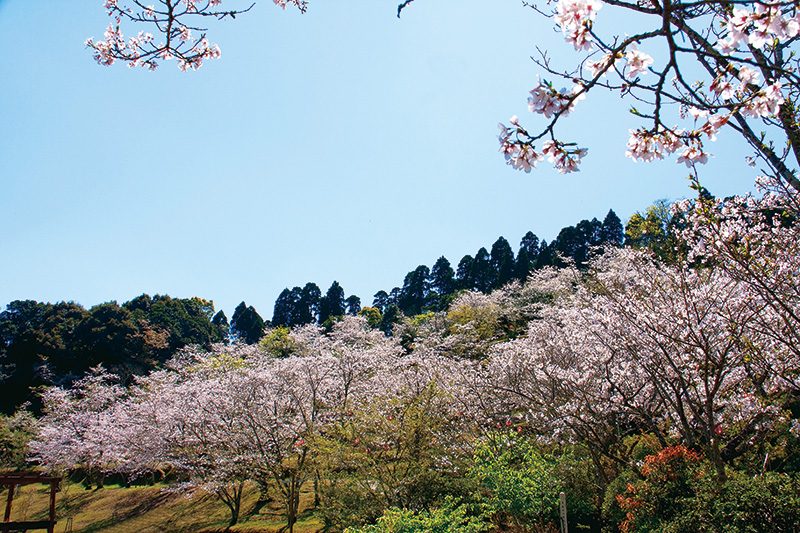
[456,255,474,291]
[600,209,624,247]
[490,237,516,289]
[231,302,265,344]
[345,295,361,316]
[471,248,494,293]
[318,282,346,325]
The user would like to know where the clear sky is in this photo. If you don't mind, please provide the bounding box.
[0,0,759,319]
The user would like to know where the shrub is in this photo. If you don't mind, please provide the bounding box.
[471,432,597,530]
[344,497,490,533]
[611,445,800,532]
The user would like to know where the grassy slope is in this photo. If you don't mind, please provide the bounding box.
[3,481,323,533]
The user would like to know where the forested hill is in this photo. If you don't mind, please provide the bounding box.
[0,205,676,415]
[271,208,626,332]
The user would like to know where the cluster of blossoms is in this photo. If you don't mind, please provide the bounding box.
[554,0,602,50]
[625,128,684,163]
[625,110,734,167]
[87,0,272,70]
[497,80,589,174]
[719,3,800,52]
[527,81,585,118]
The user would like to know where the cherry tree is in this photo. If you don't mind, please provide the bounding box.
[29,367,126,488]
[483,247,798,483]
[497,0,800,183]
[676,174,800,392]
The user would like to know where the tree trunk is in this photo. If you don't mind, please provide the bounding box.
[286,477,301,533]
[251,480,272,516]
[219,482,244,529]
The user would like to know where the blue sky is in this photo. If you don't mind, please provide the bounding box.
[0,0,759,319]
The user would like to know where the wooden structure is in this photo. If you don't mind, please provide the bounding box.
[0,472,61,533]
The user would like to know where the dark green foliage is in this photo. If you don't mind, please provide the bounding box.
[345,295,362,315]
[514,232,540,281]
[428,256,455,311]
[123,294,223,350]
[600,209,624,247]
[398,265,430,316]
[299,282,322,324]
[273,283,322,327]
[379,303,401,335]
[552,218,602,267]
[372,290,390,314]
[535,240,555,269]
[211,310,229,341]
[0,295,225,414]
[456,255,474,291]
[319,281,346,325]
[471,248,493,293]
[272,288,295,328]
[489,237,515,289]
[75,302,163,375]
[230,301,265,344]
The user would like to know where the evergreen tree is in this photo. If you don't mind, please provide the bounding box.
[318,281,346,324]
[345,295,361,316]
[490,236,516,289]
[211,310,229,341]
[514,231,540,281]
[379,304,401,335]
[124,294,221,350]
[388,287,401,305]
[287,287,305,326]
[398,265,430,316]
[231,302,265,344]
[456,255,474,290]
[298,282,321,325]
[428,256,455,310]
[600,209,624,247]
[272,289,294,328]
[471,247,494,293]
[372,291,390,314]
[535,240,555,269]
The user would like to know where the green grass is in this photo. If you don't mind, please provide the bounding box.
[2,481,323,532]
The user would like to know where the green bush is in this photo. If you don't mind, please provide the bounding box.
[471,432,597,530]
[344,497,490,533]
[0,411,37,469]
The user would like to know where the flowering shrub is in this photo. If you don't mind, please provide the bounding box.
[613,446,800,532]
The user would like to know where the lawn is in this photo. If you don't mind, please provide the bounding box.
[3,480,323,532]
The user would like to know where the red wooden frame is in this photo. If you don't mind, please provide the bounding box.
[0,472,61,533]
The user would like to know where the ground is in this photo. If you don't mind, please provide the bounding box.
[3,480,323,532]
